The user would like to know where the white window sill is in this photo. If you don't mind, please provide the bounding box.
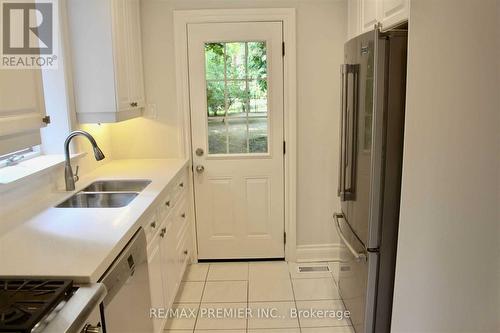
[0,153,86,189]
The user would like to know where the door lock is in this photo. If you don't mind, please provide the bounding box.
[195,165,205,173]
[195,148,204,156]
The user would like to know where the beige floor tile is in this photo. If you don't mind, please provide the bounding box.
[295,300,351,328]
[175,281,205,303]
[288,262,333,279]
[195,331,245,333]
[301,325,355,333]
[247,301,299,329]
[196,302,247,330]
[292,277,340,301]
[164,303,199,330]
[183,263,210,281]
[249,261,290,281]
[249,277,293,302]
[202,280,247,303]
[207,262,249,281]
[248,329,300,332]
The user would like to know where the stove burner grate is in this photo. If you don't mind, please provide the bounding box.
[0,279,73,333]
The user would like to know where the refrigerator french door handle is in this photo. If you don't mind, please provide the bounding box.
[338,65,347,200]
[333,212,367,262]
[338,64,359,202]
[345,64,359,200]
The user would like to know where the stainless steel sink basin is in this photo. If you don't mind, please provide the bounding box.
[56,192,139,208]
[82,180,151,193]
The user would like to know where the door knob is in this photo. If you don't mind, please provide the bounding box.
[196,165,205,173]
[195,148,204,156]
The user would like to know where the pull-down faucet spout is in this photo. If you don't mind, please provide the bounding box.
[64,130,105,191]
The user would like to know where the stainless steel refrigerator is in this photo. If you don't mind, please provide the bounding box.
[334,27,408,333]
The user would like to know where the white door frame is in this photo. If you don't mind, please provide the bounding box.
[174,8,297,262]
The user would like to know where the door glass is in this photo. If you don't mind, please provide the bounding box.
[205,41,268,154]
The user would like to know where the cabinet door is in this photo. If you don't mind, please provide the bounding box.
[147,234,166,333]
[347,0,360,40]
[0,69,46,140]
[160,221,179,308]
[360,0,379,32]
[112,0,132,111]
[379,0,408,29]
[126,0,145,108]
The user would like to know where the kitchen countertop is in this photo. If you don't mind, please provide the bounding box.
[0,158,189,283]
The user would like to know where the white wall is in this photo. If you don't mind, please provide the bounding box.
[110,0,347,254]
[391,0,500,331]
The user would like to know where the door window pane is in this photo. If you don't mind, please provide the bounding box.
[206,81,225,116]
[205,43,225,80]
[228,119,248,154]
[249,118,268,153]
[226,81,248,118]
[247,42,267,79]
[225,42,246,79]
[205,41,269,155]
[208,118,227,154]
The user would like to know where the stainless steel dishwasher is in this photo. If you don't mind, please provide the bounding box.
[100,228,154,333]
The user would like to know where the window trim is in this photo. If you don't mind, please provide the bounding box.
[0,146,42,168]
[0,152,86,190]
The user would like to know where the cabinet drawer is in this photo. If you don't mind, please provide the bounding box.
[171,170,188,203]
[143,211,159,242]
[177,228,190,279]
[174,196,188,240]
[157,192,173,222]
[157,169,188,222]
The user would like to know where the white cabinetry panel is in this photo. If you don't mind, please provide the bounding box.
[144,168,193,333]
[360,0,379,33]
[67,0,145,123]
[349,0,408,39]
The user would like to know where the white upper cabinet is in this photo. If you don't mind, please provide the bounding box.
[361,0,379,33]
[349,0,409,39]
[67,0,145,123]
[0,69,47,155]
[347,0,360,41]
[379,0,409,29]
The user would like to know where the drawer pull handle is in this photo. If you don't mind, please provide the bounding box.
[181,213,186,218]
[165,200,170,207]
[150,221,156,228]
[179,182,184,188]
[160,227,167,238]
[183,250,188,255]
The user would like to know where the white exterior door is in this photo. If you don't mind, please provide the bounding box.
[188,22,285,259]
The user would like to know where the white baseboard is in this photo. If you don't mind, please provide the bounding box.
[295,243,342,262]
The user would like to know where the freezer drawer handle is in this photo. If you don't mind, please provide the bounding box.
[333,213,367,262]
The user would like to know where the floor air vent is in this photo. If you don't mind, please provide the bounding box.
[298,266,330,272]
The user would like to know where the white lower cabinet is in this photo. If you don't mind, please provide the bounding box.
[147,233,167,332]
[161,220,179,308]
[145,169,192,333]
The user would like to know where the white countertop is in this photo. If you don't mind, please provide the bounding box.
[0,158,189,283]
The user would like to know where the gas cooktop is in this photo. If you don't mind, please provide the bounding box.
[0,279,73,333]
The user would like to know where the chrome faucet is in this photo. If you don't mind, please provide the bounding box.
[64,130,105,191]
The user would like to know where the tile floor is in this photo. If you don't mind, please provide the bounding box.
[164,261,354,333]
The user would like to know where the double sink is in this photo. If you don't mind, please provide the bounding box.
[56,180,151,208]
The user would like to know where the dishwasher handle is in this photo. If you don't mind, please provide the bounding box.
[333,213,367,262]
